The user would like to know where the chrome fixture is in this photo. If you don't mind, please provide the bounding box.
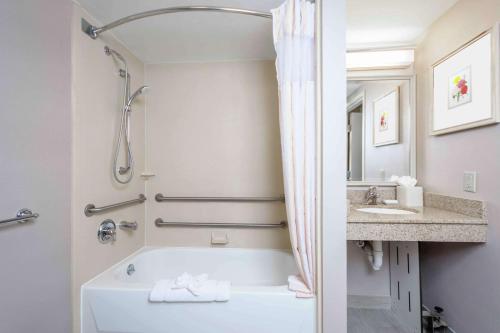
[98,220,116,244]
[126,86,149,111]
[84,194,146,217]
[104,46,149,184]
[155,218,287,229]
[126,264,136,276]
[155,193,285,203]
[82,6,272,39]
[366,186,379,205]
[0,208,39,227]
[119,221,138,231]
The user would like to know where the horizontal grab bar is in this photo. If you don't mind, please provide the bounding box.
[0,209,39,226]
[85,194,146,217]
[155,218,287,229]
[155,193,285,203]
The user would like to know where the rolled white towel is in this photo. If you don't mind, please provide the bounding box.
[163,280,231,302]
[149,275,231,303]
[172,272,209,296]
[165,280,216,302]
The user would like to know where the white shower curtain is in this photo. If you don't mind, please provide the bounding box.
[272,0,316,297]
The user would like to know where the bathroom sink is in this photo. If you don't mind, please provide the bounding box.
[356,207,416,215]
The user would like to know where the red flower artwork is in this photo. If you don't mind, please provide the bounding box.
[452,74,469,103]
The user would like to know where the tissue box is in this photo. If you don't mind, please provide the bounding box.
[397,186,423,207]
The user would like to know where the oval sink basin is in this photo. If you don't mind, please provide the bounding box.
[356,207,416,215]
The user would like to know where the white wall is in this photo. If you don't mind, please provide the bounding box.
[320,0,347,331]
[144,60,289,248]
[416,0,500,331]
[71,4,146,331]
[0,0,72,332]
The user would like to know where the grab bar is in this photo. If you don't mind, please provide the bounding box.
[155,193,285,203]
[0,209,39,226]
[85,194,146,217]
[155,218,287,229]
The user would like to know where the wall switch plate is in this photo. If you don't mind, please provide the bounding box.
[463,171,477,193]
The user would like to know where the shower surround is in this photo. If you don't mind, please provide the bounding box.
[72,1,318,332]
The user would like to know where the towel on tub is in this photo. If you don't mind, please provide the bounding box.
[172,272,208,295]
[149,273,231,303]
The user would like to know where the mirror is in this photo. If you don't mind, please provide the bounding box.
[346,77,415,183]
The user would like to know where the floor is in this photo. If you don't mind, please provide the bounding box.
[348,308,411,333]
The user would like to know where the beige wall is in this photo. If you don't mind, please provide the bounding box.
[0,0,72,332]
[416,0,500,331]
[71,4,146,331]
[144,60,290,249]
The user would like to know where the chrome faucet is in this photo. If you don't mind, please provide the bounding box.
[366,186,379,205]
[98,220,116,244]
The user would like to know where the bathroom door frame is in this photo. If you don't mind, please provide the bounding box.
[316,0,348,332]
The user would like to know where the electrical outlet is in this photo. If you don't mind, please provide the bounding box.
[463,171,477,193]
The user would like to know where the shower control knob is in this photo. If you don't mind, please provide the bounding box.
[98,219,116,244]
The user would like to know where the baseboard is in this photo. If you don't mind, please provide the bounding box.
[348,295,392,310]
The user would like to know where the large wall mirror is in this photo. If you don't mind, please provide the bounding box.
[346,76,416,184]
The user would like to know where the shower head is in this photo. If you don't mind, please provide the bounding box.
[126,85,149,109]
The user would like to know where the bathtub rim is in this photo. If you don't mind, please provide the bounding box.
[81,246,298,292]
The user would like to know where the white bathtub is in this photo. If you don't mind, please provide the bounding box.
[82,247,315,333]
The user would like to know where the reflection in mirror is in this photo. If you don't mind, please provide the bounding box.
[346,79,412,182]
[347,98,363,181]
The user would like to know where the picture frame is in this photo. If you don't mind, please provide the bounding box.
[373,87,399,146]
[431,24,500,135]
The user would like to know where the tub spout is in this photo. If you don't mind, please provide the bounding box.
[119,221,138,231]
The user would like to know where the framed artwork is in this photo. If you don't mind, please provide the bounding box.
[431,25,499,135]
[448,66,472,109]
[373,87,399,146]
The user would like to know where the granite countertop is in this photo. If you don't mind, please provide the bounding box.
[348,205,487,225]
[346,192,488,242]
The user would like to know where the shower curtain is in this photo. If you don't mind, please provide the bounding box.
[272,0,316,297]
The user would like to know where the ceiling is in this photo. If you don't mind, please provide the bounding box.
[347,0,458,50]
[77,0,280,64]
[77,0,459,64]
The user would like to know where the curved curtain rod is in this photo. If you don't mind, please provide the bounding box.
[82,6,272,39]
